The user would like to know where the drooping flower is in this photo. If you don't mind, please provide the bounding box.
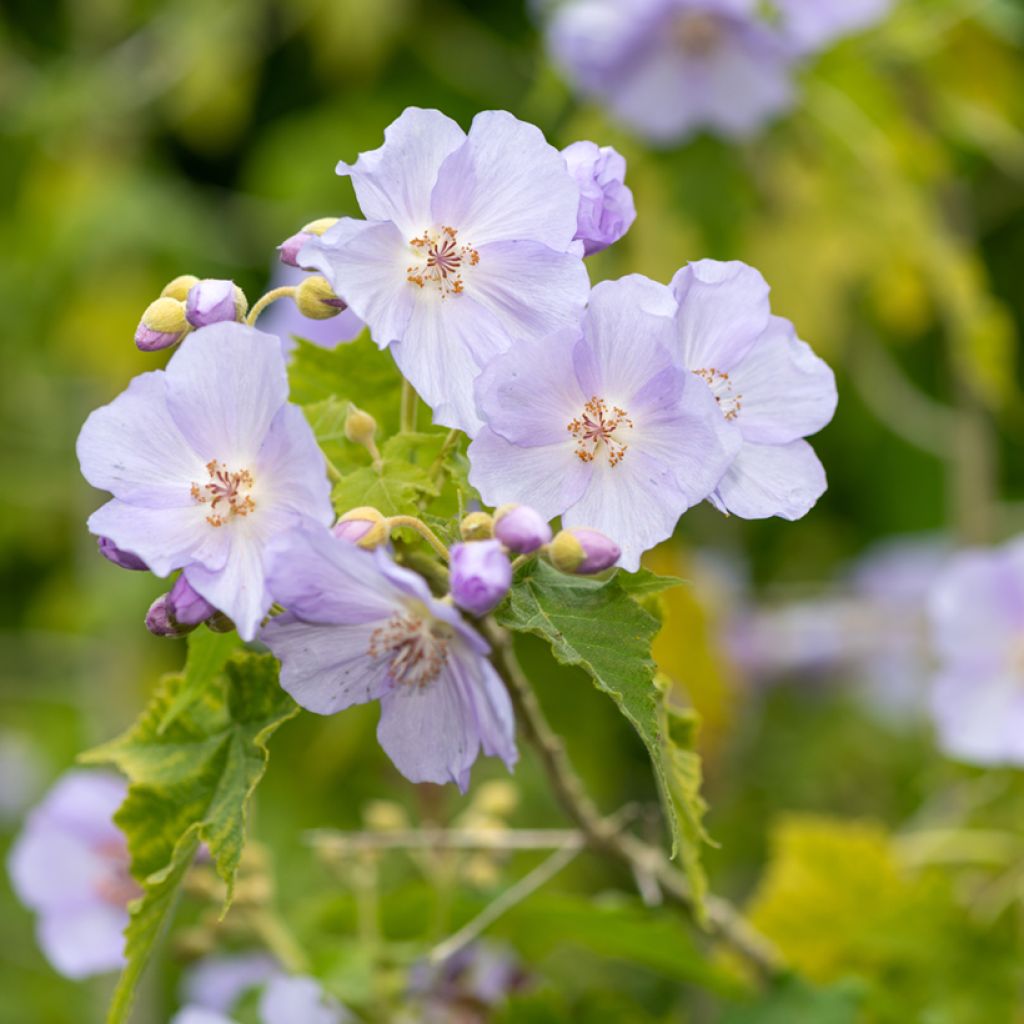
[468,275,738,571]
[450,540,513,617]
[664,259,837,520]
[927,538,1024,766]
[546,0,797,144]
[76,322,334,640]
[774,0,892,54]
[257,263,365,357]
[298,107,591,432]
[7,770,135,979]
[562,141,636,256]
[261,525,517,791]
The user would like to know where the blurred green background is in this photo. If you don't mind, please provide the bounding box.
[3,0,1024,1021]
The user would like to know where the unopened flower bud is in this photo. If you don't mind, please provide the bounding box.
[185,278,247,328]
[160,275,200,302]
[344,405,377,447]
[97,536,148,571]
[135,296,189,352]
[145,576,216,637]
[450,540,512,617]
[333,507,389,549]
[549,528,621,575]
[295,275,347,319]
[278,218,339,267]
[562,141,636,257]
[493,504,551,554]
[460,511,494,541]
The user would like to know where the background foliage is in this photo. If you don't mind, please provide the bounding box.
[2,0,1024,1020]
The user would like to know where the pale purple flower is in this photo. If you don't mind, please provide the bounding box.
[261,525,517,791]
[76,323,334,640]
[183,953,280,1015]
[186,279,245,329]
[8,770,135,979]
[493,505,552,554]
[98,535,148,570]
[146,575,217,637]
[547,0,797,144]
[662,259,837,520]
[468,275,738,571]
[175,970,350,1024]
[450,540,513,617]
[775,0,892,54]
[257,263,364,356]
[562,141,636,256]
[298,107,590,432]
[928,538,1024,766]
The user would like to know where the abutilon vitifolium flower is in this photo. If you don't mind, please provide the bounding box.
[261,524,517,791]
[468,275,739,571]
[76,323,334,640]
[928,538,1024,767]
[561,140,636,256]
[8,770,134,979]
[298,107,591,432]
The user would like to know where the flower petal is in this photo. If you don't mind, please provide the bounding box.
[337,108,466,236]
[711,438,826,520]
[260,975,349,1024]
[931,667,1024,767]
[184,534,271,641]
[37,903,127,979]
[670,259,771,371]
[728,316,837,444]
[449,653,518,772]
[430,110,580,249]
[164,324,289,463]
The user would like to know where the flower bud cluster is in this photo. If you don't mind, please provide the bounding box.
[135,276,248,352]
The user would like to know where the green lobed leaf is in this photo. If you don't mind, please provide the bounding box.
[495,561,708,916]
[157,627,241,734]
[81,653,298,1024]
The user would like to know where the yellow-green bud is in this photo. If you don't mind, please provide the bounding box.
[333,506,389,549]
[460,511,494,541]
[363,800,408,832]
[160,275,200,302]
[295,275,346,319]
[302,217,339,236]
[344,404,377,447]
[547,530,585,573]
[136,296,190,352]
[472,779,518,818]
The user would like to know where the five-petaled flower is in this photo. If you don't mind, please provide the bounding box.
[298,107,591,432]
[76,322,334,640]
[261,524,517,791]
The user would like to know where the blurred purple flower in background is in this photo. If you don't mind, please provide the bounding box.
[469,275,738,570]
[8,770,134,979]
[547,0,797,143]
[775,0,892,54]
[928,537,1024,766]
[174,971,350,1024]
[299,107,590,432]
[182,953,281,1015]
[261,525,517,791]
[561,140,636,255]
[76,324,334,640]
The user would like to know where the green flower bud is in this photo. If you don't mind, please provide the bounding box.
[160,275,201,302]
[460,511,494,541]
[344,404,377,447]
[295,275,347,320]
[547,530,585,573]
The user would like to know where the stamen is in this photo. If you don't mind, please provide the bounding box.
[567,396,633,467]
[693,368,742,421]
[191,459,256,527]
[673,12,723,57]
[368,612,450,688]
[407,225,479,298]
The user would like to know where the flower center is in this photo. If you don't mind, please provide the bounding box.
[368,612,450,688]
[191,459,256,527]
[93,839,141,908]
[568,396,634,467]
[407,226,479,298]
[694,368,742,421]
[672,12,723,57]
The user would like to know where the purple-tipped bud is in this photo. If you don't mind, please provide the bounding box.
[562,141,636,257]
[333,507,389,549]
[97,536,148,571]
[450,540,513,617]
[333,518,373,544]
[145,576,216,638]
[493,504,552,555]
[185,279,247,328]
[549,528,621,575]
[278,218,339,268]
[135,296,189,351]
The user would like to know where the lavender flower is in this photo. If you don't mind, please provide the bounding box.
[182,953,280,1015]
[174,974,349,1024]
[928,538,1024,766]
[775,0,892,53]
[299,107,590,432]
[562,141,636,256]
[261,524,517,791]
[76,323,334,640]
[665,260,837,520]
[8,770,135,978]
[468,275,738,571]
[493,505,552,554]
[185,279,246,329]
[450,540,513,617]
[547,0,796,144]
